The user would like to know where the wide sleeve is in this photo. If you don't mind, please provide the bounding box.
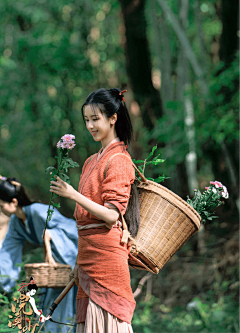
[0,217,25,291]
[101,154,135,215]
[23,203,78,268]
[74,154,97,219]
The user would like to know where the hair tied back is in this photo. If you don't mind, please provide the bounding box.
[119,89,127,103]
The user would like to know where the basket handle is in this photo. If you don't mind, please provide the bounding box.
[119,211,135,245]
[104,153,148,183]
[131,161,148,183]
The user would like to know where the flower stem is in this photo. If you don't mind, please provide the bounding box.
[42,191,53,240]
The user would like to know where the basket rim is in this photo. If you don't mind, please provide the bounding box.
[137,180,201,228]
[24,263,72,268]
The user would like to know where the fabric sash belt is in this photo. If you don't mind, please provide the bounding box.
[77,223,106,230]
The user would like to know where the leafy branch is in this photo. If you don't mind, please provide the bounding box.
[132,145,169,183]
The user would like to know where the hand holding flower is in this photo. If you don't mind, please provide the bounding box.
[50,176,77,200]
[43,134,79,240]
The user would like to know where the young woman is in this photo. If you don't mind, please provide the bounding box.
[0,177,78,332]
[50,88,140,333]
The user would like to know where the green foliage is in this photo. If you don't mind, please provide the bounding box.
[195,56,239,145]
[186,185,225,223]
[132,293,238,333]
[0,0,125,215]
[132,145,169,183]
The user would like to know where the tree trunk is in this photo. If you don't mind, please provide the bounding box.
[118,0,163,131]
[177,0,198,196]
[149,0,173,106]
[221,141,239,212]
[237,0,240,51]
[194,0,207,72]
[145,274,153,301]
[218,0,239,208]
[157,0,209,96]
[148,1,182,193]
[219,0,239,64]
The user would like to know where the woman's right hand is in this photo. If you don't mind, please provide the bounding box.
[69,263,79,286]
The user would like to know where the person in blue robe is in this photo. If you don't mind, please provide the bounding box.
[0,177,78,332]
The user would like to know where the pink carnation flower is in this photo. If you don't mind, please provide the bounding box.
[56,141,62,149]
[67,141,76,150]
[61,140,76,150]
[61,134,75,142]
[221,185,229,199]
[210,181,223,188]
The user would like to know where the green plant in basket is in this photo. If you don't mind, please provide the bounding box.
[43,134,79,239]
[132,145,169,183]
[187,181,229,223]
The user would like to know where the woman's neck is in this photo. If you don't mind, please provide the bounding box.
[15,206,26,224]
[99,137,120,156]
[101,129,118,150]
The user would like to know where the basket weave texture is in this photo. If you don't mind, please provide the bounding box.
[129,180,201,274]
[24,263,72,288]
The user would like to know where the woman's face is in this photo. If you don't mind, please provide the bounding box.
[84,105,117,143]
[29,289,36,296]
[0,199,17,217]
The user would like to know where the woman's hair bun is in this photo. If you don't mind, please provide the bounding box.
[108,88,123,102]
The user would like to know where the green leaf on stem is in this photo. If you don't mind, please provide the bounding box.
[59,173,70,183]
[146,145,157,160]
[45,166,56,175]
[52,202,61,209]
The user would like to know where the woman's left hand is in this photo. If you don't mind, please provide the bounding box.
[50,176,77,199]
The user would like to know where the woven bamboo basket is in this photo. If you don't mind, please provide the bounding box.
[24,263,72,288]
[128,179,201,274]
[105,153,201,274]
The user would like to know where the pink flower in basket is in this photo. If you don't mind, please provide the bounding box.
[209,180,229,199]
[187,180,229,223]
[221,185,229,199]
[210,181,223,188]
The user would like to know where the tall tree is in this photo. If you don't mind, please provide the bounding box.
[118,0,163,131]
[219,0,239,64]
[203,0,239,213]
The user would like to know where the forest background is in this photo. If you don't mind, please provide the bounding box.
[0,0,239,332]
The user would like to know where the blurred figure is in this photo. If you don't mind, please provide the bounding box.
[0,211,10,249]
[0,176,78,332]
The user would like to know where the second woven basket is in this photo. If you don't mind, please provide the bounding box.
[24,263,72,288]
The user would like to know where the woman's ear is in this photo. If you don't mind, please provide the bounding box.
[110,113,117,125]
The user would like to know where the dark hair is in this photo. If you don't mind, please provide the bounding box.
[81,88,133,146]
[0,177,33,206]
[124,182,140,237]
[81,88,140,237]
[27,277,38,292]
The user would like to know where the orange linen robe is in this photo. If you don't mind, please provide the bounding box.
[74,141,136,324]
